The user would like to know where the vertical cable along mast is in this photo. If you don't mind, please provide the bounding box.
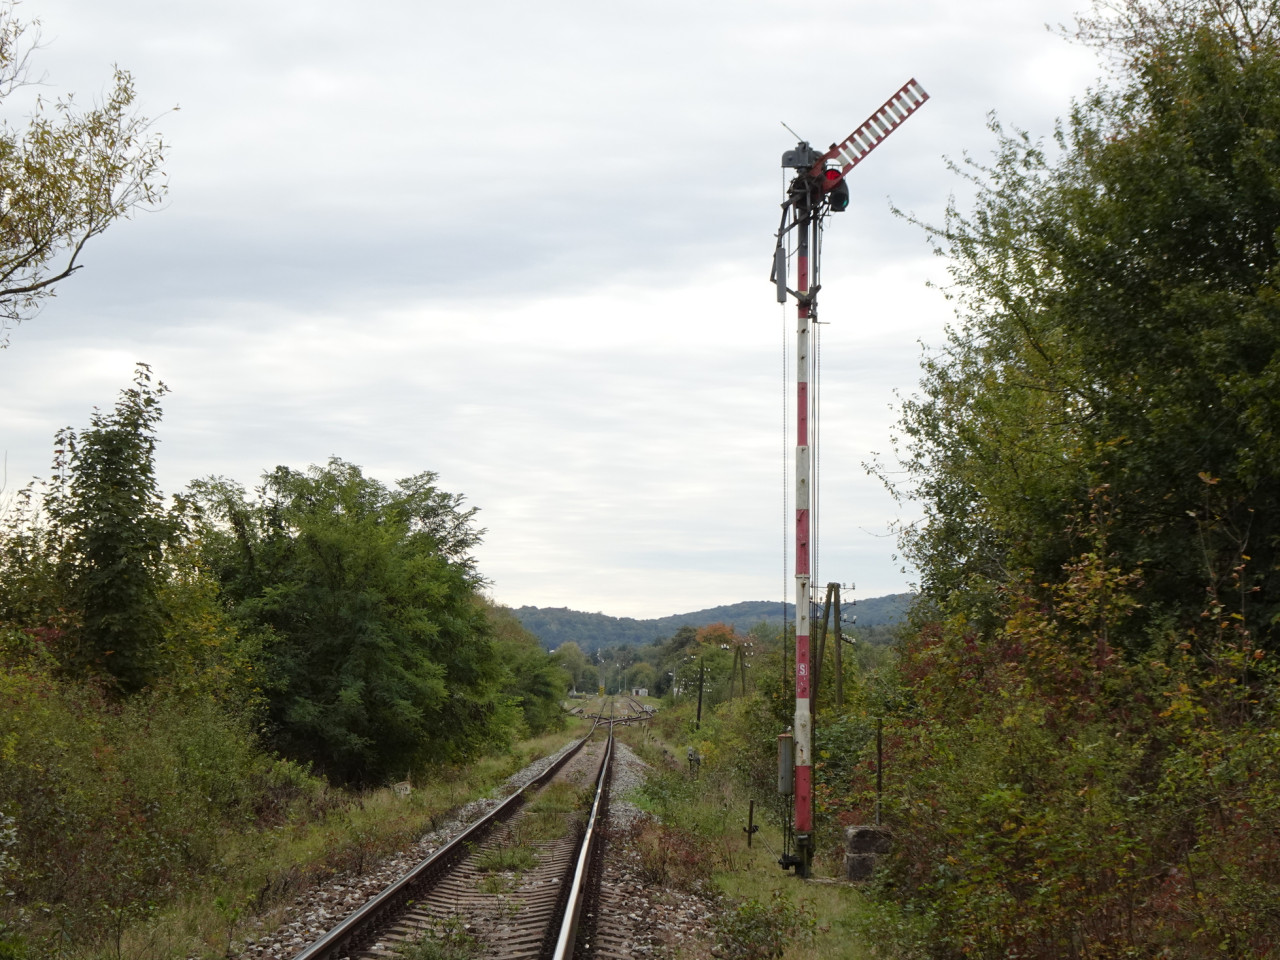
[770,79,928,879]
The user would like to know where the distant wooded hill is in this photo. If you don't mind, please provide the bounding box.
[513,593,913,653]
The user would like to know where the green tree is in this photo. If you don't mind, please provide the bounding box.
[856,3,1280,954]
[0,3,167,344]
[486,602,568,735]
[661,624,699,661]
[551,640,590,693]
[192,459,507,785]
[0,482,67,636]
[893,0,1280,649]
[41,364,177,693]
[155,535,266,707]
[624,661,656,692]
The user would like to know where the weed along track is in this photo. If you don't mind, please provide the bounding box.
[290,702,634,960]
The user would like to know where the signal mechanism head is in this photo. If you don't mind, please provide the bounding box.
[781,141,821,170]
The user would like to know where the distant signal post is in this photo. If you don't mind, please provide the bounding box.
[771,79,928,878]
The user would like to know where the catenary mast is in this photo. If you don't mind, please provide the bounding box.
[771,79,928,878]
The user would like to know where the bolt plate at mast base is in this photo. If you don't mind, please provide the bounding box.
[779,834,814,878]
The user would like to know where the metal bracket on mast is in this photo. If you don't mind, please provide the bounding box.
[790,285,820,306]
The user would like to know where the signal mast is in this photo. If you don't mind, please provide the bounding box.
[771,79,928,878]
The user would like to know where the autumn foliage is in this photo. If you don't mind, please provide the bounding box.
[836,2,1280,954]
[853,544,1280,957]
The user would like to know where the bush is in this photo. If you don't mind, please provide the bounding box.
[862,554,1280,958]
[0,657,324,950]
[621,818,716,892]
[712,891,815,960]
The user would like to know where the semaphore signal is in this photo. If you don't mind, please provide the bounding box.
[820,79,929,179]
[771,79,928,879]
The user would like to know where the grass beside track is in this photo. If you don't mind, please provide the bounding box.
[614,707,879,960]
[81,720,590,960]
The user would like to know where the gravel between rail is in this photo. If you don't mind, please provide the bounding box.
[585,741,719,960]
[229,736,720,960]
[228,736,581,960]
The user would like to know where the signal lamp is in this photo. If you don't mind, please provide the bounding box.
[823,168,850,212]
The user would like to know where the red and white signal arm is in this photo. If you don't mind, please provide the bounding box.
[813,78,929,183]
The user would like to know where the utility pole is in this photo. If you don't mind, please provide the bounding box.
[832,585,844,711]
[813,582,850,711]
[772,79,928,878]
[813,583,835,705]
[695,657,704,730]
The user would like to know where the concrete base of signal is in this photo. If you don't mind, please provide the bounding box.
[844,824,892,881]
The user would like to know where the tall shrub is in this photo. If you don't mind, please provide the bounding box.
[40,364,177,693]
[192,460,511,785]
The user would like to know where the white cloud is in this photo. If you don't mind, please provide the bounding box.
[0,0,1104,617]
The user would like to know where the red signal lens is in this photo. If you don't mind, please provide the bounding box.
[823,168,850,212]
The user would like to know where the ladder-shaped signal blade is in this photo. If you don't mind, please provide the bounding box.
[816,79,929,178]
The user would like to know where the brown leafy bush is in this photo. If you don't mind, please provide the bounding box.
[855,550,1280,959]
[618,817,715,891]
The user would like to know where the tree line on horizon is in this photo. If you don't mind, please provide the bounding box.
[517,592,912,654]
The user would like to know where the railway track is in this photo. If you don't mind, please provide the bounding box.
[290,699,644,960]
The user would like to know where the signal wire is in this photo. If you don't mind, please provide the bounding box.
[780,166,792,641]
[813,311,821,606]
[810,212,825,615]
[781,199,791,639]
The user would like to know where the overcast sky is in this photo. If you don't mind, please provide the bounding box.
[0,0,1101,618]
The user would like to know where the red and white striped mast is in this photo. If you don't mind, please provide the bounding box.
[772,79,928,878]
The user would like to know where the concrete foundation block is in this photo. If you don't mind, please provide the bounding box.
[843,825,891,881]
[844,852,878,881]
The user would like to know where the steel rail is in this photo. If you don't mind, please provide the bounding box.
[618,695,653,722]
[549,709,616,960]
[290,715,605,960]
